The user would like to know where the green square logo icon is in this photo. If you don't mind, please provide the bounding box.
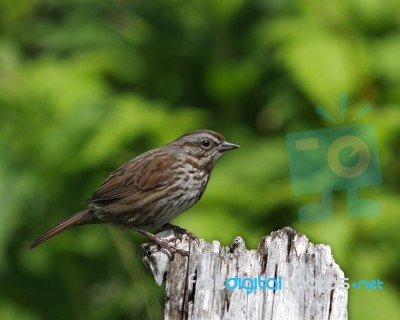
[286,96,382,222]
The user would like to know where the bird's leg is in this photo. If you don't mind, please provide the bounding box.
[132,226,189,256]
[160,223,200,244]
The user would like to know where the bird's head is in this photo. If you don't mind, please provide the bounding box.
[171,130,239,169]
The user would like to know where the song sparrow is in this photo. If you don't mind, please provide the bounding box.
[29,130,239,254]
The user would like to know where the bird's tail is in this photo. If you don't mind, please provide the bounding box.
[29,209,99,249]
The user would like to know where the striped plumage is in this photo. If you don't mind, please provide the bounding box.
[29,130,239,251]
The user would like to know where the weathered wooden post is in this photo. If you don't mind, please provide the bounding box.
[143,227,348,320]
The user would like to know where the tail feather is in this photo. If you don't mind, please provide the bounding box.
[29,209,99,249]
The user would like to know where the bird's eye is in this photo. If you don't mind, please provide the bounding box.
[201,139,211,148]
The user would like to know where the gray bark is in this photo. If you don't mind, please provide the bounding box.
[142,227,348,320]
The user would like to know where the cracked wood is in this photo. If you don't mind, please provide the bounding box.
[142,227,348,320]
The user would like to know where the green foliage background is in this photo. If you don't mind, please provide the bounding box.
[1,0,400,319]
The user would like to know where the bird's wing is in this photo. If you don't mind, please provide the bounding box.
[85,152,177,203]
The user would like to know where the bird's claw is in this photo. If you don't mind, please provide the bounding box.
[160,223,200,245]
[141,234,189,257]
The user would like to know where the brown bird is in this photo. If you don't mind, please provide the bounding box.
[29,130,239,254]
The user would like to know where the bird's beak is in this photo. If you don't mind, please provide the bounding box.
[219,141,240,152]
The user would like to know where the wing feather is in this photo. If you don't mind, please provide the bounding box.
[85,151,176,203]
